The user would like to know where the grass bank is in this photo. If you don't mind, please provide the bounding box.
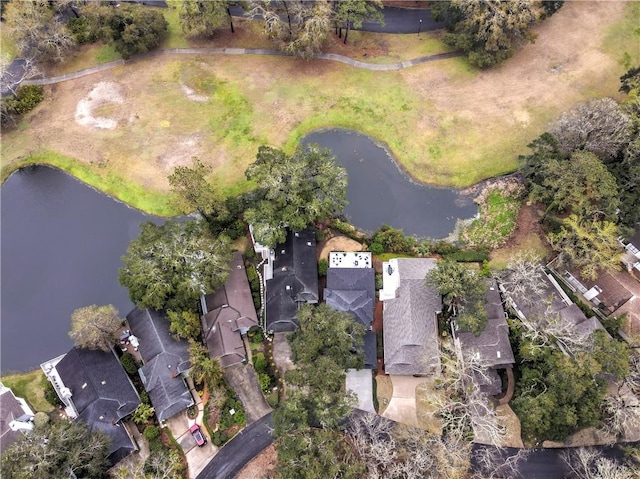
[1,151,180,217]
[1,370,55,413]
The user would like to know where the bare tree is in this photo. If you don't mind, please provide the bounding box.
[497,250,547,308]
[431,342,507,446]
[472,446,530,479]
[0,56,41,97]
[600,351,640,439]
[551,98,633,160]
[561,447,638,479]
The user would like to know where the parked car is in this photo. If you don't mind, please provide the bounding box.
[190,424,207,447]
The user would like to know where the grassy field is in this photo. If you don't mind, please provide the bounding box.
[1,2,636,216]
[1,370,55,413]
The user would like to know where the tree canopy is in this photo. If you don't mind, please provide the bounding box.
[1,421,110,479]
[119,220,231,312]
[244,145,347,247]
[289,303,365,370]
[250,0,333,59]
[425,259,488,334]
[167,0,234,37]
[69,304,122,352]
[4,0,75,63]
[434,0,545,68]
[547,214,621,281]
[529,150,620,220]
[168,157,229,227]
[334,0,384,44]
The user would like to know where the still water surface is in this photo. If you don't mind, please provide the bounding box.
[1,166,162,373]
[303,129,477,238]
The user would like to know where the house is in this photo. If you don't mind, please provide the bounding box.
[201,252,259,368]
[324,252,377,369]
[453,279,515,396]
[620,229,640,280]
[0,382,35,455]
[265,228,319,333]
[126,308,193,422]
[502,268,606,344]
[40,348,140,463]
[380,258,442,376]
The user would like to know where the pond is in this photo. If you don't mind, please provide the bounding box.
[302,129,477,238]
[0,166,162,373]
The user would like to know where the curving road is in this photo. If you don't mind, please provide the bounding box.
[196,413,273,479]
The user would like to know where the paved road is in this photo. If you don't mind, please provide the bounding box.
[196,413,273,479]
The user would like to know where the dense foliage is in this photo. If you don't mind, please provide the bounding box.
[68,304,122,352]
[245,145,348,247]
[119,220,231,311]
[1,421,110,479]
[433,0,551,68]
[425,259,488,335]
[167,0,235,37]
[1,85,44,128]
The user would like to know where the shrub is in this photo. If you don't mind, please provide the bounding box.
[375,273,383,291]
[120,352,138,375]
[213,433,222,446]
[258,372,271,394]
[267,391,279,408]
[318,258,328,277]
[15,85,44,114]
[43,380,62,408]
[225,219,246,240]
[143,425,160,442]
[248,326,264,344]
[33,411,50,428]
[430,240,459,256]
[233,408,246,426]
[253,352,267,373]
[67,16,100,44]
[369,242,384,255]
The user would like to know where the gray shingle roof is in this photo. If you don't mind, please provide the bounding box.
[56,348,140,462]
[383,259,442,375]
[0,386,33,455]
[202,252,259,368]
[457,279,515,369]
[266,228,318,332]
[325,267,377,369]
[126,308,193,422]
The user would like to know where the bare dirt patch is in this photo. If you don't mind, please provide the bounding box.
[375,374,393,415]
[235,444,277,479]
[75,81,126,130]
[317,235,365,261]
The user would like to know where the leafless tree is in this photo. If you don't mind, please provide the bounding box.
[431,342,507,446]
[0,56,41,97]
[551,98,633,160]
[497,251,547,308]
[561,447,638,479]
[599,351,640,439]
[471,446,530,479]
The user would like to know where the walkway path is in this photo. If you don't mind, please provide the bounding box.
[22,49,462,88]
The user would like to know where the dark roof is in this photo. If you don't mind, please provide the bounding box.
[56,348,140,462]
[202,252,258,368]
[126,308,193,422]
[0,386,32,455]
[383,259,442,375]
[266,228,318,332]
[325,268,377,369]
[457,280,515,369]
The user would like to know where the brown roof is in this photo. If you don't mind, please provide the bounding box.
[202,252,258,367]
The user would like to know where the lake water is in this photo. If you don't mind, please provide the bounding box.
[303,129,477,238]
[0,166,162,373]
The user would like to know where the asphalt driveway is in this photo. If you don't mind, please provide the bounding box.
[224,363,271,424]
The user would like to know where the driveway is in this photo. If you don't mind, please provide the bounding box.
[346,369,375,413]
[381,375,427,427]
[165,407,216,478]
[224,363,271,424]
[272,333,295,376]
[196,413,274,479]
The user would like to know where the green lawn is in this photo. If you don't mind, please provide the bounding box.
[1,370,55,413]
